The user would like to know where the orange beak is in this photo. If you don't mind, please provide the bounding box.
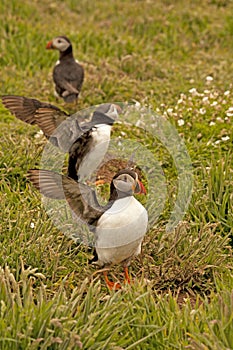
[135,180,147,195]
[46,40,53,49]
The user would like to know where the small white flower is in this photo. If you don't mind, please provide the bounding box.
[34,130,43,139]
[226,106,233,112]
[135,120,145,127]
[131,100,141,108]
[209,121,215,126]
[202,96,209,103]
[151,123,158,128]
[226,112,233,117]
[199,108,206,115]
[167,108,173,114]
[206,76,213,82]
[30,222,35,229]
[177,98,183,104]
[224,90,230,96]
[189,87,198,95]
[211,101,218,107]
[204,89,210,94]
[221,135,230,141]
[214,140,221,145]
[216,117,223,122]
[210,91,218,98]
[177,119,185,126]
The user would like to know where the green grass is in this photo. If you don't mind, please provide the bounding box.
[1,264,233,349]
[0,0,233,348]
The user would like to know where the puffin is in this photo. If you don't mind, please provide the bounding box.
[46,36,84,103]
[1,95,121,182]
[28,168,148,289]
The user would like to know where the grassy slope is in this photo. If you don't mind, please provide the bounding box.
[0,0,233,349]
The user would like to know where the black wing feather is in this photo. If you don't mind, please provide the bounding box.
[28,169,105,225]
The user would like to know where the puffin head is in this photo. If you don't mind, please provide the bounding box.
[91,103,122,127]
[46,36,72,52]
[110,169,146,199]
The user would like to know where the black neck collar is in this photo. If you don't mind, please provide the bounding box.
[59,45,73,60]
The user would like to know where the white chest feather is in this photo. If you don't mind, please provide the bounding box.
[78,124,111,180]
[96,196,148,248]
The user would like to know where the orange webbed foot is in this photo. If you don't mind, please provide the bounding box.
[103,271,121,290]
[124,266,131,285]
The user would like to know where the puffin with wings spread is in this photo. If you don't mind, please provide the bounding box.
[28,168,148,289]
[1,95,121,182]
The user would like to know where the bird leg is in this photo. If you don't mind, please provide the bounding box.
[124,266,131,284]
[103,271,121,290]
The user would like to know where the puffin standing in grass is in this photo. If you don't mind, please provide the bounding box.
[1,95,121,182]
[28,168,148,289]
[46,36,84,104]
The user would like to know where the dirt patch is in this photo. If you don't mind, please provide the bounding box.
[96,157,143,183]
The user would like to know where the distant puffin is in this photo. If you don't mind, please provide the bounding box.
[1,95,121,182]
[46,36,84,104]
[28,168,148,289]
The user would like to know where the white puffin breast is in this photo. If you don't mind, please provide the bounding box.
[95,196,148,249]
[78,124,111,180]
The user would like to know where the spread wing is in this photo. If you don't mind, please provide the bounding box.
[1,95,69,136]
[34,107,69,136]
[28,169,106,225]
[48,116,85,152]
[51,103,120,153]
[1,96,118,155]
[1,95,42,125]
